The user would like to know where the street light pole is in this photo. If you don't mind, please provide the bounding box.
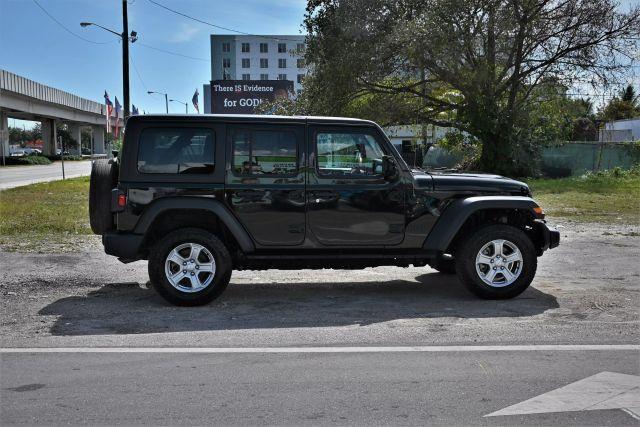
[121,0,130,118]
[170,99,189,114]
[80,15,137,119]
[147,91,169,113]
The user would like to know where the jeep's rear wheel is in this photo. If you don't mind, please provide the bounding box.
[455,225,537,299]
[89,159,118,235]
[148,229,232,306]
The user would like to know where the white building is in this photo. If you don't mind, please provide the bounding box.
[204,34,307,113]
[600,117,640,142]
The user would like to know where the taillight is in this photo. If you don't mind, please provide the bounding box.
[111,189,127,212]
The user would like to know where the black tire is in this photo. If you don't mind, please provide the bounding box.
[89,159,117,235]
[455,224,537,299]
[430,254,456,274]
[148,228,232,306]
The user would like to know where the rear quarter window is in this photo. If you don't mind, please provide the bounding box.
[137,128,215,174]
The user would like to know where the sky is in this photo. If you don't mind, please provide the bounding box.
[0,0,307,128]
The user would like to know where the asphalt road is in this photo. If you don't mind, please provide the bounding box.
[0,160,92,189]
[1,220,639,425]
[1,350,638,426]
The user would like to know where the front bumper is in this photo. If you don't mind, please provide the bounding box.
[534,219,560,252]
[102,231,144,262]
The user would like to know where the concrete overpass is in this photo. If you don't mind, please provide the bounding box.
[0,69,123,159]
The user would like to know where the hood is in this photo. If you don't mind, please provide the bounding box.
[415,170,531,196]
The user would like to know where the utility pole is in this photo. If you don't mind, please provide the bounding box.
[122,0,130,119]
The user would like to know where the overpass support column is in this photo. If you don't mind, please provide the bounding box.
[0,109,8,163]
[92,126,105,155]
[42,119,58,156]
[68,124,82,155]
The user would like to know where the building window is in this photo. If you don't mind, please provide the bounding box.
[260,73,269,80]
[241,42,250,53]
[297,58,305,68]
[222,58,231,68]
[222,42,230,53]
[278,58,286,68]
[242,74,251,80]
[242,58,250,68]
[278,43,286,53]
[296,43,304,52]
[297,74,304,84]
[278,74,287,80]
[260,58,268,68]
[260,43,268,53]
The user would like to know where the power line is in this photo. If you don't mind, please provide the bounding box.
[145,0,303,42]
[32,0,115,45]
[129,54,148,91]
[136,42,208,61]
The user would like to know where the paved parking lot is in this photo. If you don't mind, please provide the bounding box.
[1,220,639,425]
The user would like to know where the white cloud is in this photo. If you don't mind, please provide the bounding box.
[169,23,201,43]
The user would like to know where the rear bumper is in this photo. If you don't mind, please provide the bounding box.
[102,231,144,262]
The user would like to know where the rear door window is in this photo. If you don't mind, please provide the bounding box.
[232,128,297,175]
[137,128,215,174]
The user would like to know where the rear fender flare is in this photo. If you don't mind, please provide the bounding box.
[422,196,539,252]
[134,197,255,253]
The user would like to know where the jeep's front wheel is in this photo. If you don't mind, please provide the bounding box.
[455,225,537,299]
[148,229,232,306]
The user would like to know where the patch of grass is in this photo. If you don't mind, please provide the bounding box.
[527,170,640,224]
[0,177,91,250]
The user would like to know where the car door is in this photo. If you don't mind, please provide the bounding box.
[307,125,405,246]
[225,123,305,246]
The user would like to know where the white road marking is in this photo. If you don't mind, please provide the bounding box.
[0,344,638,353]
[486,371,640,418]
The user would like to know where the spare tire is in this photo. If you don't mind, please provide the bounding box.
[89,159,118,235]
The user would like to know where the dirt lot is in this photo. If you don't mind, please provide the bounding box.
[1,219,638,349]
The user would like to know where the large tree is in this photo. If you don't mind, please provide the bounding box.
[303,0,640,175]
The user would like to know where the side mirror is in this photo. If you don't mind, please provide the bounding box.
[382,155,397,179]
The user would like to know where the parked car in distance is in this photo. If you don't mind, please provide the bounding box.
[89,114,560,306]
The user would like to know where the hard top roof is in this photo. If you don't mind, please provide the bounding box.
[127,114,376,125]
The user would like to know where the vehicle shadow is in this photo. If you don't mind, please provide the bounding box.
[39,273,559,336]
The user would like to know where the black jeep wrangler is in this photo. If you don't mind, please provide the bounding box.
[89,114,559,306]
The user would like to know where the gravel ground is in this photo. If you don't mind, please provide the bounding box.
[1,218,638,348]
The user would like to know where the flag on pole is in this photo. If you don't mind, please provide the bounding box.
[192,88,199,113]
[104,91,113,133]
[114,97,122,138]
[132,104,139,115]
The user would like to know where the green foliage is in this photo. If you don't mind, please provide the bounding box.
[599,85,640,121]
[8,124,41,146]
[303,0,640,176]
[3,155,52,166]
[436,131,481,169]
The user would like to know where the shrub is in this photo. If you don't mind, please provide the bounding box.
[3,155,52,166]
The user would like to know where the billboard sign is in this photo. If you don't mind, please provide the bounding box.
[210,80,294,114]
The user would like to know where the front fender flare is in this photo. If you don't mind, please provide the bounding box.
[133,196,255,253]
[422,196,539,252]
